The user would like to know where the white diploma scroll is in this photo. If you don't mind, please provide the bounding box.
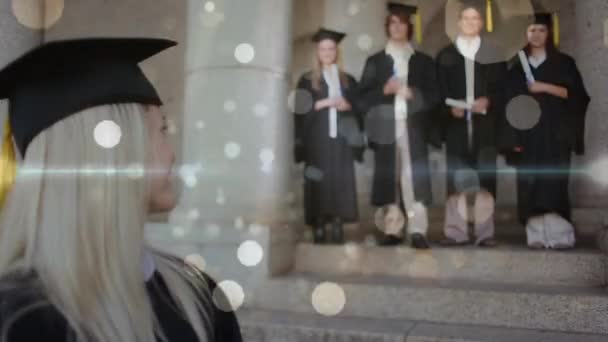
[518,50,536,84]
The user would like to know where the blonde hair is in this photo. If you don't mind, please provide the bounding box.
[311,40,350,91]
[0,104,210,342]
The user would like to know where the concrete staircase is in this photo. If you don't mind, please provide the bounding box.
[237,217,608,341]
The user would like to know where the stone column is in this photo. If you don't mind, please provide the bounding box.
[43,0,187,188]
[148,0,296,297]
[559,0,608,240]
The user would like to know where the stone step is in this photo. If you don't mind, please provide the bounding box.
[246,274,608,335]
[238,308,608,342]
[294,243,607,287]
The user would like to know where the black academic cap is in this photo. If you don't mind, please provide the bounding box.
[0,38,176,155]
[312,28,346,43]
[458,0,486,14]
[534,13,553,28]
[387,2,418,16]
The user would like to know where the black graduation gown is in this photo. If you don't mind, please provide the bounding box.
[0,269,243,342]
[436,41,507,197]
[502,50,590,224]
[294,71,363,226]
[358,50,439,207]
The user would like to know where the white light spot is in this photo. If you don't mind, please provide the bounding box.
[185,254,207,272]
[344,242,360,260]
[234,43,255,64]
[249,223,265,236]
[196,120,206,129]
[260,148,274,174]
[224,142,241,159]
[357,34,373,51]
[408,254,439,279]
[12,0,64,29]
[253,103,269,117]
[126,163,145,180]
[216,187,226,205]
[206,224,221,238]
[172,226,186,238]
[311,282,346,316]
[288,89,314,114]
[234,217,245,230]
[214,280,245,312]
[94,120,122,148]
[304,166,324,181]
[188,209,201,221]
[223,100,237,113]
[506,95,541,130]
[348,1,360,16]
[167,118,177,135]
[589,158,608,186]
[204,1,216,12]
[179,165,199,188]
[363,234,377,247]
[237,240,264,267]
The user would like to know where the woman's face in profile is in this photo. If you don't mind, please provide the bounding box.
[146,105,177,213]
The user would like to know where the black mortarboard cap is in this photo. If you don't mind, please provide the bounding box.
[0,38,176,155]
[534,13,553,28]
[387,2,418,16]
[312,28,346,43]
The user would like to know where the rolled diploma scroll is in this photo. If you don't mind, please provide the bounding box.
[518,50,535,84]
[445,98,487,115]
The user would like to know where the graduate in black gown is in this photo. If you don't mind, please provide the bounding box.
[502,11,590,249]
[436,0,507,247]
[358,3,439,249]
[294,28,363,244]
[0,39,242,342]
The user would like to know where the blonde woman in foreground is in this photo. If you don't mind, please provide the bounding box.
[0,38,242,342]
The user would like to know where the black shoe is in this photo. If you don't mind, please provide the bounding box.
[379,235,403,247]
[411,233,430,249]
[312,226,326,244]
[330,221,344,245]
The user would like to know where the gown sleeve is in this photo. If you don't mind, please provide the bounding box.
[203,276,243,342]
[342,74,365,162]
[563,56,590,155]
[498,58,527,164]
[294,75,312,163]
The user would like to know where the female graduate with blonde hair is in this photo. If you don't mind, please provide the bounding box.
[0,38,242,342]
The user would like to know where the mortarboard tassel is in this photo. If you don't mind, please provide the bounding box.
[486,0,494,32]
[0,119,16,208]
[553,12,560,46]
[415,10,423,44]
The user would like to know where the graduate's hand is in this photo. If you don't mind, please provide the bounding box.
[315,98,333,111]
[383,78,401,95]
[397,86,414,100]
[450,107,465,119]
[472,97,490,114]
[335,97,352,111]
[514,146,523,152]
[528,81,547,94]
[529,82,568,98]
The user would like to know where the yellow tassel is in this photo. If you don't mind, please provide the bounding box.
[486,0,494,32]
[415,11,423,44]
[553,12,560,46]
[0,119,16,208]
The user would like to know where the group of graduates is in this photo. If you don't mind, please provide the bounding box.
[293,0,590,250]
